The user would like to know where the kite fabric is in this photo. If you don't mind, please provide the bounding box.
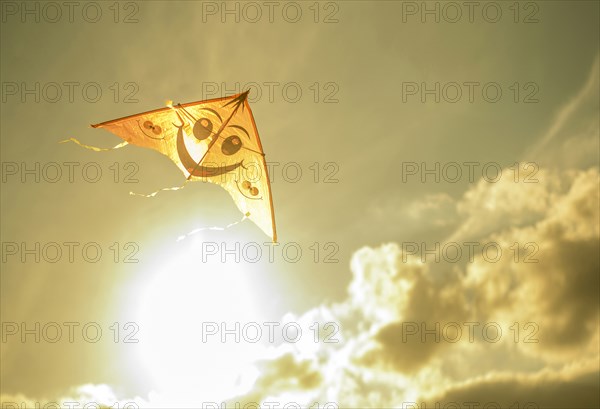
[90,91,277,242]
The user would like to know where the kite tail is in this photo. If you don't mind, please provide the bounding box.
[59,137,129,151]
[128,180,190,198]
[176,212,250,242]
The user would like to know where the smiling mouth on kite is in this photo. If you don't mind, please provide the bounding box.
[176,126,245,178]
[189,161,244,178]
[175,116,249,178]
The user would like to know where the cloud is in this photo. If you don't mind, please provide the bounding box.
[356,254,468,374]
[525,54,600,173]
[226,353,323,406]
[425,366,599,409]
[229,165,599,408]
[527,54,599,160]
[448,166,566,243]
[4,161,598,408]
[462,168,599,360]
[0,384,148,409]
[406,193,457,226]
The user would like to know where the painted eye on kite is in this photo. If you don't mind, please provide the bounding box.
[141,120,163,136]
[222,135,242,156]
[193,117,213,141]
[239,179,261,198]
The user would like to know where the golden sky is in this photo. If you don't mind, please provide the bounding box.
[1,1,599,408]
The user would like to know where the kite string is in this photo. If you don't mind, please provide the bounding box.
[60,132,249,235]
[176,212,250,242]
[58,134,184,197]
[59,137,128,151]
[128,179,190,198]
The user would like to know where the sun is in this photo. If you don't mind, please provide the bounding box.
[133,235,267,406]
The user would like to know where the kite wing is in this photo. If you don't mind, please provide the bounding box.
[91,91,277,242]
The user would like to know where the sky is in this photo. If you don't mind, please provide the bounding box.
[1,1,599,408]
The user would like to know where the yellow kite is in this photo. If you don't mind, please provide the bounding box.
[90,91,276,241]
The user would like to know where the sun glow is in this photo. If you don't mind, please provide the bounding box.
[134,235,267,406]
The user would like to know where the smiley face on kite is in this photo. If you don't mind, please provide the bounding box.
[172,107,248,178]
[88,90,277,241]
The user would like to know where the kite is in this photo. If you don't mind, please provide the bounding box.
[66,91,276,242]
